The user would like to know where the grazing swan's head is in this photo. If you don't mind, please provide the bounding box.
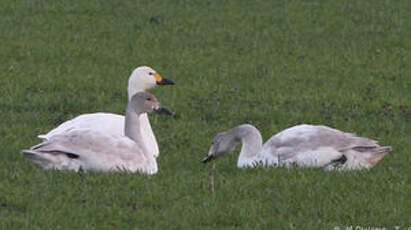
[202,124,262,164]
[202,131,239,163]
[129,92,173,116]
[128,66,175,100]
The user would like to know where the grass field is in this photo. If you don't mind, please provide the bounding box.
[1,0,410,229]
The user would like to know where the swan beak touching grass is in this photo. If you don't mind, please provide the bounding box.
[152,72,175,86]
[202,154,214,163]
[202,149,215,163]
[202,133,238,164]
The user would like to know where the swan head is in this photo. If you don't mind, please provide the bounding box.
[203,124,261,164]
[128,66,175,100]
[129,92,173,116]
[202,131,239,163]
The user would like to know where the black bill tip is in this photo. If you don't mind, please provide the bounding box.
[202,155,214,163]
[153,107,174,116]
[156,77,175,86]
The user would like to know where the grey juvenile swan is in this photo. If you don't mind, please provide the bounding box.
[22,92,173,174]
[203,124,392,170]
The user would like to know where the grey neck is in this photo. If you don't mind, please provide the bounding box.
[124,106,142,142]
[233,125,264,167]
[124,105,151,156]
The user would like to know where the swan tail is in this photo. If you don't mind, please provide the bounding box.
[353,145,392,167]
[364,146,392,167]
[21,150,55,170]
[37,134,48,141]
[21,149,80,171]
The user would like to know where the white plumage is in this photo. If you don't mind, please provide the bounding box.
[203,124,391,170]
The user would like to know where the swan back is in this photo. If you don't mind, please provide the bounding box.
[262,124,391,170]
[266,125,377,152]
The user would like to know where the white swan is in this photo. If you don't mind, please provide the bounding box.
[21,92,173,174]
[37,66,175,158]
[202,124,392,170]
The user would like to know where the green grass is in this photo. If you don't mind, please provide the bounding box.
[1,0,410,229]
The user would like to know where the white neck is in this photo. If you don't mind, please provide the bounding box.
[232,125,264,167]
[127,86,144,101]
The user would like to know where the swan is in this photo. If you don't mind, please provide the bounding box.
[202,124,392,170]
[37,66,175,158]
[21,92,173,174]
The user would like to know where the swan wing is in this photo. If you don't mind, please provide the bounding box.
[37,113,124,140]
[26,129,157,174]
[37,112,160,158]
[261,124,378,168]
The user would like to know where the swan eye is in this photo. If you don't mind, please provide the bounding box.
[146,97,152,101]
[148,72,153,75]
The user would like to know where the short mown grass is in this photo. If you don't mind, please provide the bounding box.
[1,0,410,229]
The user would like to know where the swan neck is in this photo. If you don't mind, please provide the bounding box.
[124,106,143,143]
[124,104,157,174]
[127,87,144,101]
[236,125,263,167]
